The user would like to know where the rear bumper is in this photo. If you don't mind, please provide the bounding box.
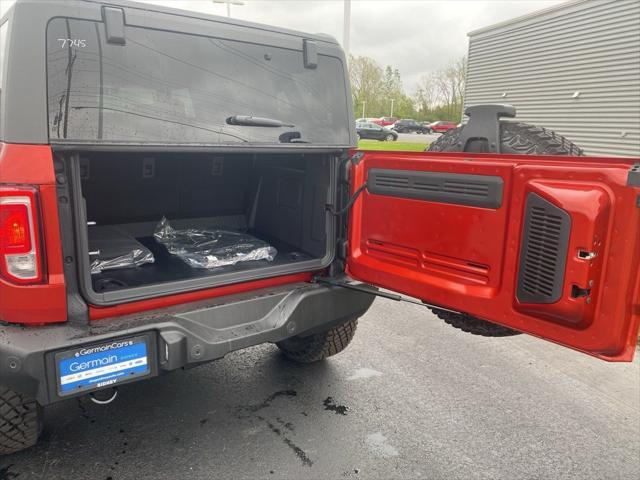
[0,282,375,406]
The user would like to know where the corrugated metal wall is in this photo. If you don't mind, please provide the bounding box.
[464,0,640,157]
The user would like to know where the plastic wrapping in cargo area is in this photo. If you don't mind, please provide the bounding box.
[59,151,339,306]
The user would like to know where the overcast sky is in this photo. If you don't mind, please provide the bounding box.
[2,0,564,91]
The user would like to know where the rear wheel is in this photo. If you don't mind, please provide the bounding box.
[276,318,358,363]
[427,120,583,336]
[0,387,43,455]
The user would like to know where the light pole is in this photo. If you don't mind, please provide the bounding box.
[390,99,395,118]
[362,101,366,119]
[343,0,351,57]
[213,0,244,17]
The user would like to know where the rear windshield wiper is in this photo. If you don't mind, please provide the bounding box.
[226,115,294,128]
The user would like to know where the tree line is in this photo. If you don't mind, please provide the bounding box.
[349,54,466,122]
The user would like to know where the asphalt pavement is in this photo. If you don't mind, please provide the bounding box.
[396,132,440,144]
[3,299,639,480]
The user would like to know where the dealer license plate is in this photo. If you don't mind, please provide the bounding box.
[55,336,151,396]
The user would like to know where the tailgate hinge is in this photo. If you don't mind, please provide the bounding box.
[327,151,367,262]
[326,182,367,216]
[326,151,367,217]
[314,277,460,314]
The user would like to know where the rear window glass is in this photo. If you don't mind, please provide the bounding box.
[46,18,350,145]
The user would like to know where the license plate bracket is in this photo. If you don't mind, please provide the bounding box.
[54,334,155,397]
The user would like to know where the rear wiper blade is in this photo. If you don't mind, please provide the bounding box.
[226,115,294,128]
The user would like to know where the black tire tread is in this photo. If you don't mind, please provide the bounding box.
[276,319,358,363]
[430,308,521,337]
[428,121,584,156]
[500,122,584,155]
[0,387,42,455]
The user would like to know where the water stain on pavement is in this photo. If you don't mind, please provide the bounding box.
[238,390,297,415]
[276,417,294,431]
[236,390,312,467]
[365,432,399,458]
[323,396,349,415]
[342,468,361,477]
[347,368,383,381]
[258,416,313,467]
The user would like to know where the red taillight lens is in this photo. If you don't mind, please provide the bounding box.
[0,187,43,284]
[1,204,32,252]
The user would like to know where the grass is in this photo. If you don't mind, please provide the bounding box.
[357,139,429,152]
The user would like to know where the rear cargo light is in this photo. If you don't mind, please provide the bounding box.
[0,187,43,284]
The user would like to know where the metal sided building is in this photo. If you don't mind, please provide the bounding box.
[464,0,640,157]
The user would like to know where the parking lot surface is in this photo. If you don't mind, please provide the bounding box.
[3,299,639,480]
[396,132,440,144]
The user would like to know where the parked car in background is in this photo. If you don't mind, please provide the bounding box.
[430,121,458,133]
[372,116,398,127]
[392,119,430,134]
[356,122,398,141]
[420,121,433,133]
[355,117,376,124]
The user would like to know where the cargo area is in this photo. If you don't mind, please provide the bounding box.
[66,152,336,304]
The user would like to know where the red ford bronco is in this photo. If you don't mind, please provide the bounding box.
[1,0,639,455]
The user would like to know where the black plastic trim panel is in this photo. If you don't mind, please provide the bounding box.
[367,169,504,209]
[517,193,571,304]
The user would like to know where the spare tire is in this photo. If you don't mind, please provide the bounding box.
[430,308,522,337]
[428,121,584,156]
[426,120,583,337]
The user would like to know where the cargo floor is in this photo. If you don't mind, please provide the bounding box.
[91,234,316,293]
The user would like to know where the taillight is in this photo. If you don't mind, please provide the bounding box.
[0,187,44,284]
